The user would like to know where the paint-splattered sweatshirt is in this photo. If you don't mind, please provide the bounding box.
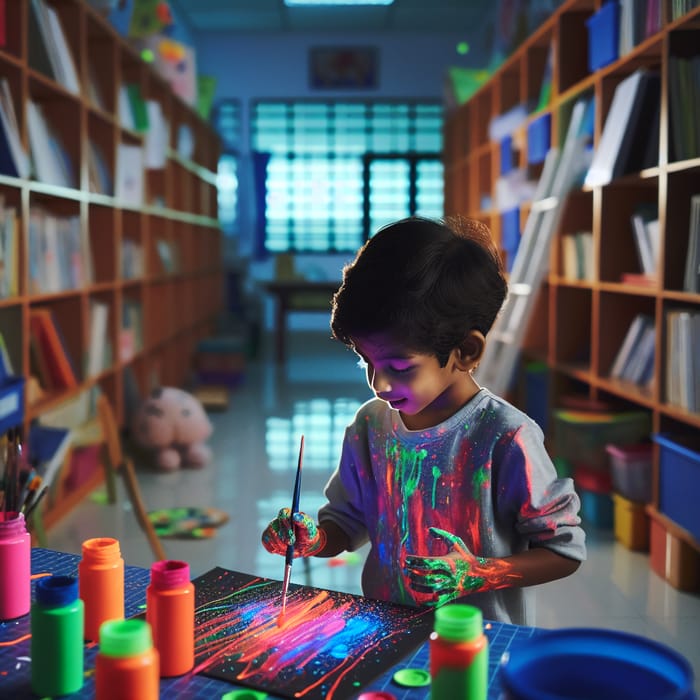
[318,387,586,626]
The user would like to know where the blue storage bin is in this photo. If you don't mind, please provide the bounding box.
[586,2,620,72]
[654,434,700,542]
[0,376,25,434]
[527,113,551,164]
[500,135,514,175]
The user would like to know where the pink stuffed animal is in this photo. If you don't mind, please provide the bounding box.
[132,387,213,471]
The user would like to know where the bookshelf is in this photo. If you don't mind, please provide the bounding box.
[444,0,700,566]
[0,0,223,526]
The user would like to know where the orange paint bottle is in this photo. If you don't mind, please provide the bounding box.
[95,618,159,700]
[146,559,195,676]
[78,537,124,641]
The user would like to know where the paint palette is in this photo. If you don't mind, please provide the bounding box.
[193,567,435,700]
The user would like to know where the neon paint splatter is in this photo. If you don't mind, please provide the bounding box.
[192,567,433,700]
[430,465,441,508]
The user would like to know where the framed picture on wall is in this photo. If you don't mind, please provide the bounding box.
[309,47,378,89]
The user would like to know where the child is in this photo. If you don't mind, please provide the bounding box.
[262,216,585,625]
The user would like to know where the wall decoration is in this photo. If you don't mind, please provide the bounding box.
[193,567,434,700]
[310,47,378,89]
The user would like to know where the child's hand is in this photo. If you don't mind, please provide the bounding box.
[261,508,326,557]
[404,527,510,606]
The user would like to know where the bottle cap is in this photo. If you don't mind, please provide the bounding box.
[99,619,153,657]
[0,511,27,536]
[82,537,121,564]
[150,559,191,589]
[392,668,431,687]
[36,575,79,608]
[434,603,483,642]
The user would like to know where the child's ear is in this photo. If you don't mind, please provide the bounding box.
[455,330,485,371]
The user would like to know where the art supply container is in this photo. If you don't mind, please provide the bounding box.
[499,627,696,700]
[78,537,124,641]
[429,603,488,700]
[95,618,159,700]
[146,559,195,676]
[0,511,30,620]
[31,575,84,696]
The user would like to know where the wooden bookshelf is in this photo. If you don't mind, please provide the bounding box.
[0,1,223,525]
[444,0,700,554]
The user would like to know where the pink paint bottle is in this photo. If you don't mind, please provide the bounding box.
[78,537,124,641]
[0,511,31,620]
[146,559,195,676]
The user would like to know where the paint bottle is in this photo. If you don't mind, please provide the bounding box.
[78,537,124,641]
[429,603,488,700]
[0,511,31,620]
[95,618,160,700]
[30,575,84,696]
[146,559,195,676]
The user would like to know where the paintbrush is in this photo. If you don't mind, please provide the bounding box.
[277,434,304,627]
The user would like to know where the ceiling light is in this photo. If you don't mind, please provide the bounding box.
[285,1,394,6]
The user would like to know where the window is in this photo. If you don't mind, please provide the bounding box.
[252,100,443,252]
[212,100,241,236]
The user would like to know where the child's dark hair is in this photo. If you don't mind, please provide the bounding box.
[331,216,507,366]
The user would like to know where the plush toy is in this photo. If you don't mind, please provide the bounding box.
[132,387,213,471]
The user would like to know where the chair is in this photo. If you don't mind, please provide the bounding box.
[97,395,167,561]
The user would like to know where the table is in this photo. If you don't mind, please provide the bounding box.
[0,548,538,699]
[262,280,341,363]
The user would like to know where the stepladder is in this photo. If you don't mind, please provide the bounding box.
[475,97,593,396]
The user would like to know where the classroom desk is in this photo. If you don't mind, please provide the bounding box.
[0,548,538,699]
[262,280,341,363]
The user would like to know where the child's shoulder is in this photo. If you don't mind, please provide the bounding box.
[473,389,544,440]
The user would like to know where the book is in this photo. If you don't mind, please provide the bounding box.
[677,311,693,412]
[0,80,29,178]
[29,308,78,390]
[126,84,149,133]
[623,322,655,386]
[27,422,72,488]
[585,69,661,187]
[28,0,56,80]
[610,314,652,380]
[26,100,72,187]
[44,3,80,95]
[683,193,700,293]
[0,204,18,298]
[630,204,657,275]
[86,300,109,378]
[115,143,144,205]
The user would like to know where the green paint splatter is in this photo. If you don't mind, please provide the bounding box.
[472,465,489,499]
[387,442,428,544]
[431,465,441,508]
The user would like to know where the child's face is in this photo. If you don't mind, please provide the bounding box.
[352,333,480,431]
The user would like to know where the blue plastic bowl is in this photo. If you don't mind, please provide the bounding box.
[499,628,696,700]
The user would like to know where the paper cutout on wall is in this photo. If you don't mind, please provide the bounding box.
[192,567,434,700]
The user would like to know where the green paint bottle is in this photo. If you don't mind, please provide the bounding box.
[30,575,84,696]
[430,603,488,699]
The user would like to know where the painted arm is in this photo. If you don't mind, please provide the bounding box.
[404,527,580,607]
[261,509,350,558]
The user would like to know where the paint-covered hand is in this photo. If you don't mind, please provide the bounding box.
[404,527,495,607]
[261,508,326,557]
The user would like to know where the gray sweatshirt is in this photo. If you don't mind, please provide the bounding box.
[318,387,586,625]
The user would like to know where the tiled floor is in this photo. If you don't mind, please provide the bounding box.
[47,330,700,692]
